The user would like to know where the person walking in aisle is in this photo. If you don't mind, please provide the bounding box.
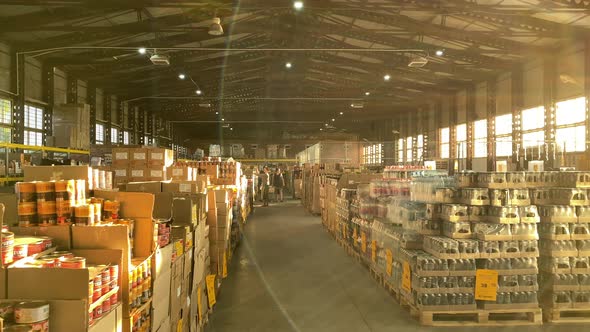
[273,168,285,202]
[259,166,270,207]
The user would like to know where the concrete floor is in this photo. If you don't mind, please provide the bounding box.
[206,200,580,332]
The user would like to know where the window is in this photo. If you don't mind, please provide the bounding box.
[456,123,467,159]
[397,138,404,163]
[96,124,104,145]
[473,120,487,158]
[440,127,450,159]
[556,97,586,152]
[0,128,10,143]
[123,131,130,145]
[363,144,383,165]
[24,105,43,130]
[495,114,513,157]
[417,134,424,161]
[111,128,119,144]
[24,131,42,146]
[24,105,43,146]
[0,98,11,125]
[521,106,545,148]
[406,137,413,162]
[144,135,150,146]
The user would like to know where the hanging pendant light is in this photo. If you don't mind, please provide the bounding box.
[209,18,224,36]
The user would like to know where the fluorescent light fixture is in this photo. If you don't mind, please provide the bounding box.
[435,49,444,56]
[320,128,323,131]
[138,48,147,54]
[222,118,225,121]
[294,1,303,10]
[285,62,292,69]
[339,112,344,115]
[331,118,335,122]
[209,18,224,36]
[384,74,391,81]
[365,92,370,96]
[215,111,219,114]
[196,90,202,95]
[230,128,233,131]
[178,74,186,80]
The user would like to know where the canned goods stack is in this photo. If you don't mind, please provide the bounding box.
[103,200,120,221]
[156,220,171,247]
[128,258,152,311]
[89,265,119,326]
[36,182,56,226]
[2,231,14,265]
[0,301,50,331]
[16,182,36,227]
[54,180,75,224]
[131,305,151,332]
[9,236,54,264]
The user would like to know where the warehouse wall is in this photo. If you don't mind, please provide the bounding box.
[0,42,10,94]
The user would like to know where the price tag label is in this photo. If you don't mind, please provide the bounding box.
[475,269,499,301]
[386,249,393,277]
[371,240,377,262]
[361,232,367,253]
[206,274,217,308]
[402,261,411,292]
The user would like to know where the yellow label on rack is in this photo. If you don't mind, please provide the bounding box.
[475,269,498,301]
[353,228,358,246]
[174,241,184,258]
[222,253,228,278]
[361,232,367,253]
[371,240,377,262]
[197,285,203,321]
[177,319,182,332]
[386,249,393,277]
[402,261,411,292]
[206,274,217,308]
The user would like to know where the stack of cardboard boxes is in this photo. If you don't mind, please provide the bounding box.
[207,189,233,281]
[48,103,91,150]
[112,147,174,186]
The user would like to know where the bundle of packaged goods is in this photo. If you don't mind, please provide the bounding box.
[172,159,241,186]
[111,147,174,186]
[22,165,113,191]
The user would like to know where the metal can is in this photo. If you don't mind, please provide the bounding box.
[0,301,14,321]
[35,182,55,202]
[92,288,101,303]
[60,256,86,269]
[102,299,111,313]
[88,308,94,326]
[109,264,119,281]
[101,269,111,286]
[38,237,52,250]
[37,258,56,268]
[13,244,28,261]
[93,305,103,319]
[53,251,74,258]
[109,293,118,306]
[14,301,49,324]
[27,240,45,255]
[88,280,94,302]
[15,182,36,203]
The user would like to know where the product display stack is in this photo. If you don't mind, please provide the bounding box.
[533,172,590,323]
[207,189,233,292]
[111,147,174,186]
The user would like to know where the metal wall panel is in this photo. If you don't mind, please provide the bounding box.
[0,42,11,92]
[475,82,487,120]
[24,58,42,101]
[556,43,585,101]
[496,74,512,116]
[96,88,104,120]
[456,89,467,123]
[523,61,544,108]
[54,68,67,105]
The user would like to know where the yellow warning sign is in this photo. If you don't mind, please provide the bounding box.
[361,232,367,253]
[402,261,411,292]
[206,274,217,308]
[386,249,393,277]
[475,269,499,301]
[371,240,377,262]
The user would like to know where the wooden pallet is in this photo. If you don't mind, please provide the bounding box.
[417,308,542,326]
[544,307,590,324]
[383,280,401,302]
[369,267,383,286]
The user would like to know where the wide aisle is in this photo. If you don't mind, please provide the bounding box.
[206,200,410,332]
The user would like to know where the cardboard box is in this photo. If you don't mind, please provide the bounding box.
[0,194,16,227]
[209,225,229,242]
[154,244,174,279]
[172,197,197,226]
[170,255,184,322]
[162,181,203,194]
[216,202,230,216]
[23,165,92,190]
[112,148,130,166]
[125,181,162,194]
[194,222,207,252]
[8,249,123,300]
[129,148,148,166]
[191,281,209,329]
[214,189,229,203]
[154,192,173,220]
[167,166,193,181]
[205,165,219,179]
[113,167,129,184]
[184,249,193,279]
[193,247,207,288]
[148,148,174,167]
[147,165,168,181]
[171,225,193,252]
[152,267,171,330]
[156,316,171,332]
[11,225,71,250]
[129,168,147,182]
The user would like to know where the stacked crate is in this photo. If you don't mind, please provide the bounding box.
[534,172,590,322]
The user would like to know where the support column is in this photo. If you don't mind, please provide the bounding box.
[544,59,557,165]
[138,107,145,146]
[417,108,424,163]
[104,94,112,145]
[585,39,590,153]
[129,106,136,145]
[434,100,443,159]
[12,54,25,144]
[67,76,78,104]
[146,110,154,146]
[449,94,457,173]
[487,81,497,171]
[117,102,124,144]
[42,64,54,145]
[88,85,96,145]
[466,86,476,170]
[512,68,524,166]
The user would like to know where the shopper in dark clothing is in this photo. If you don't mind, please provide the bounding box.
[273,168,285,202]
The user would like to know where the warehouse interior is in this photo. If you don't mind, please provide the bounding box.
[1,0,590,331]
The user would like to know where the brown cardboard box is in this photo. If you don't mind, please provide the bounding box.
[11,225,71,250]
[8,249,123,300]
[0,194,16,227]
[129,168,147,182]
[125,181,162,194]
[214,189,229,203]
[162,181,203,194]
[147,166,168,181]
[152,246,172,331]
[129,148,148,166]
[23,165,93,190]
[183,248,193,279]
[209,225,229,242]
[155,316,171,332]
[167,166,193,181]
[205,165,219,179]
[216,202,230,216]
[170,254,184,323]
[113,167,129,185]
[172,225,193,251]
[192,247,207,289]
[154,192,173,220]
[112,148,130,166]
[172,197,197,226]
[148,148,174,167]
